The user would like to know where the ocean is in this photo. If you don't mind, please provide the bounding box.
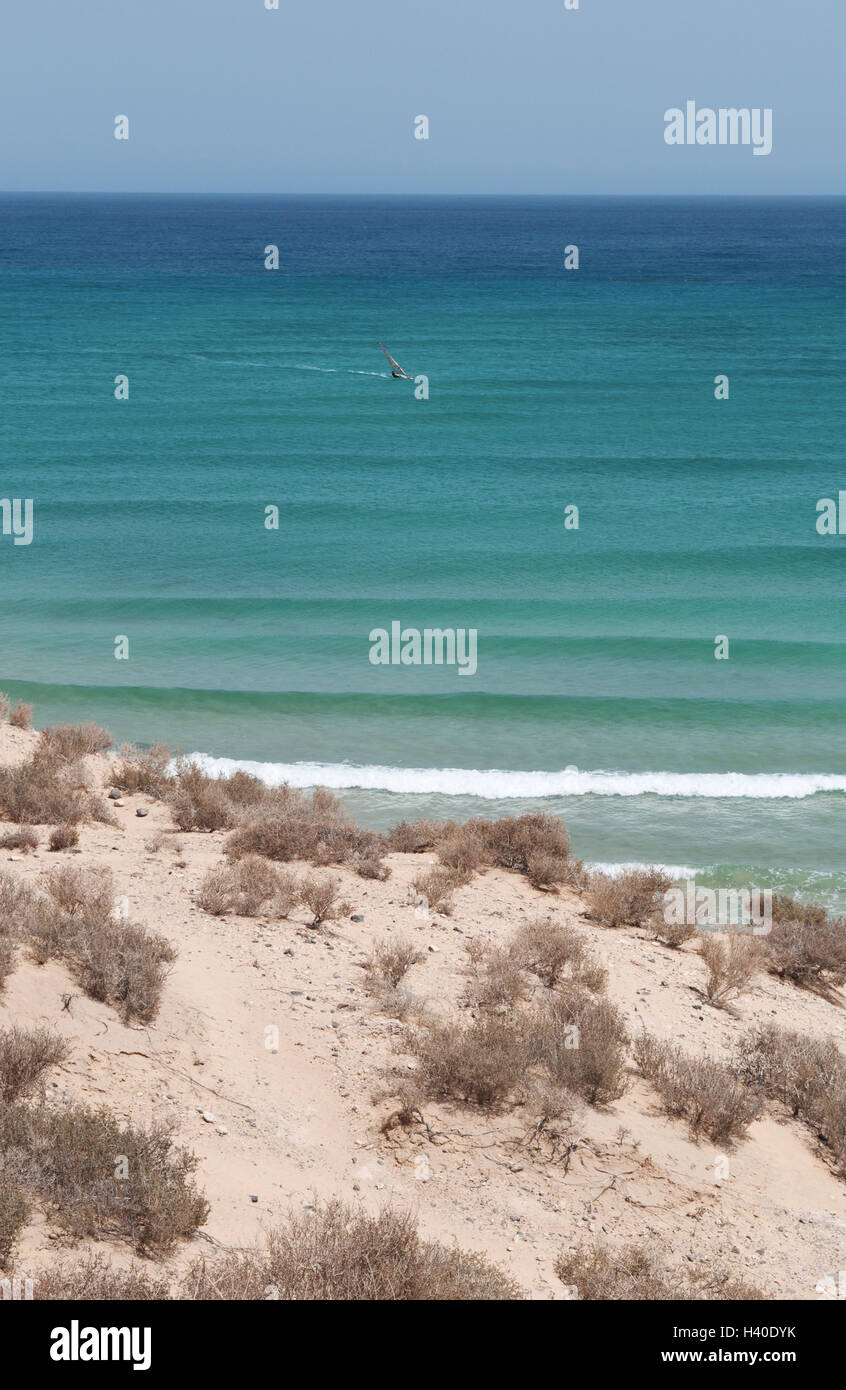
[1,195,845,904]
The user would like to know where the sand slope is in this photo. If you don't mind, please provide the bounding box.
[2,724,845,1299]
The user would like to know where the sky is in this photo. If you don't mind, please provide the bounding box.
[0,0,843,195]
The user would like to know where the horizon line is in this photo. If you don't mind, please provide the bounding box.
[1,189,844,200]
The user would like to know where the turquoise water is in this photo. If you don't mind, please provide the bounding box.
[1,196,845,902]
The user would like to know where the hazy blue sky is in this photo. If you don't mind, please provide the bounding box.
[1,0,843,193]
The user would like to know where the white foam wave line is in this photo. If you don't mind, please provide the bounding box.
[184,755,846,800]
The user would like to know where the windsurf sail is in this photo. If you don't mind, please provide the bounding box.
[379,343,411,377]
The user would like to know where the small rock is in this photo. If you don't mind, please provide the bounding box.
[250,1195,258,1203]
[351,915,364,923]
[108,788,122,800]
[216,1126,228,1136]
[112,798,125,807]
[200,1110,216,1123]
[136,807,149,818]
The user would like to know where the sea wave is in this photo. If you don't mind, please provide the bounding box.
[185,756,846,800]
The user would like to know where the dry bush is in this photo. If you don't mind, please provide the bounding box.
[28,1253,172,1300]
[298,872,350,927]
[224,782,383,874]
[0,1176,31,1268]
[0,827,39,852]
[652,917,697,949]
[633,1032,760,1145]
[529,988,629,1105]
[345,852,391,881]
[410,1014,529,1109]
[0,1025,69,1103]
[437,824,486,875]
[412,864,471,915]
[554,1242,764,1301]
[735,1024,846,1175]
[0,1102,208,1255]
[0,938,15,992]
[41,863,114,921]
[72,920,176,1024]
[511,918,606,992]
[764,896,846,991]
[39,723,113,760]
[197,856,299,918]
[463,941,528,1012]
[385,819,450,853]
[49,823,79,852]
[167,761,238,832]
[0,692,8,722]
[34,865,175,1022]
[0,746,111,826]
[585,867,672,929]
[364,938,423,989]
[482,813,571,875]
[698,931,761,1007]
[112,743,172,799]
[182,1200,523,1301]
[9,702,33,729]
[0,871,46,937]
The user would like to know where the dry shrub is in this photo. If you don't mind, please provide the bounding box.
[298,872,350,927]
[364,938,423,989]
[412,864,471,915]
[698,931,761,1007]
[39,723,113,760]
[529,988,629,1105]
[410,1014,529,1109]
[634,1033,760,1145]
[34,865,175,1022]
[71,919,176,1024]
[0,871,46,937]
[735,1024,846,1175]
[167,761,238,832]
[41,863,115,922]
[0,1025,69,1103]
[0,1177,31,1268]
[0,746,111,826]
[463,940,528,1012]
[0,938,14,992]
[224,781,383,875]
[585,867,672,929]
[652,917,697,949]
[197,856,299,918]
[0,692,8,722]
[434,813,574,890]
[346,852,391,881]
[764,895,846,991]
[9,702,33,730]
[385,819,450,853]
[511,918,606,992]
[182,1200,523,1301]
[437,824,486,875]
[28,1253,172,1300]
[555,1242,764,1301]
[0,827,39,852]
[112,743,172,798]
[0,1102,208,1255]
[49,823,79,852]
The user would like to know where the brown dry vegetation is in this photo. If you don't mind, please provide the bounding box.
[634,1032,761,1145]
[736,1024,846,1175]
[763,895,846,993]
[197,856,299,918]
[1,865,175,1024]
[555,1241,764,1301]
[698,931,761,1008]
[585,867,673,929]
